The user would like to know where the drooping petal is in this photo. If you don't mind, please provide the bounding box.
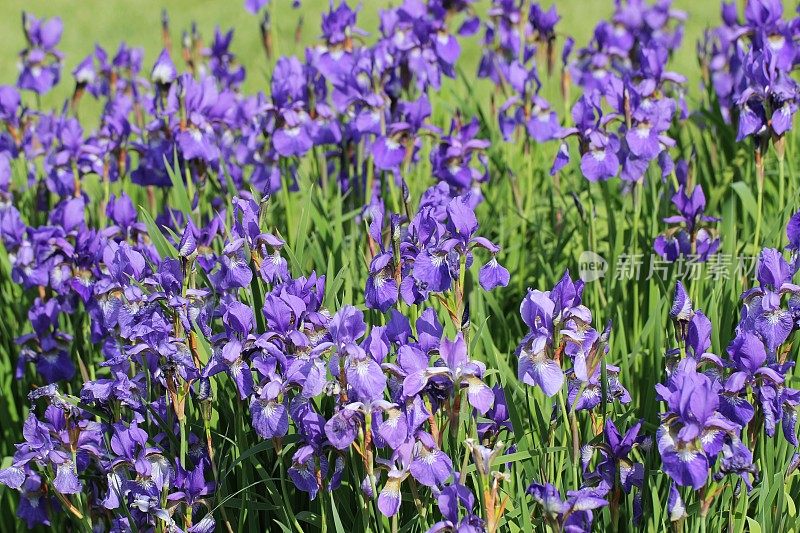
[250,397,289,439]
[0,467,25,490]
[53,461,81,494]
[479,257,510,290]
[347,356,387,401]
[667,483,687,522]
[378,476,403,517]
[324,408,360,450]
[580,147,619,181]
[378,408,408,450]
[660,447,708,489]
[465,376,494,415]
[410,446,452,488]
[518,354,563,397]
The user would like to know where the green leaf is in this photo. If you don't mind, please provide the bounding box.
[139,207,178,259]
[731,181,758,224]
[163,152,193,216]
[329,494,346,533]
[746,517,762,533]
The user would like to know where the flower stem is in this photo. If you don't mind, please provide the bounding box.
[754,148,765,250]
[409,478,429,526]
[778,147,786,218]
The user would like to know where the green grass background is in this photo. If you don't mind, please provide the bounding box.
[0,0,720,101]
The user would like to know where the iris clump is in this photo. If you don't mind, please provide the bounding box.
[0,0,799,531]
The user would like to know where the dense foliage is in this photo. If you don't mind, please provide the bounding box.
[0,0,799,531]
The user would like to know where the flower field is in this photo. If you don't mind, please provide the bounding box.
[0,0,799,531]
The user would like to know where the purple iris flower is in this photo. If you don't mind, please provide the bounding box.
[527,482,607,532]
[477,384,512,441]
[761,383,800,445]
[365,251,398,312]
[231,196,289,283]
[557,92,621,182]
[430,117,490,199]
[320,2,359,46]
[735,48,798,140]
[0,402,106,523]
[272,109,314,158]
[250,380,289,439]
[740,248,800,354]
[714,438,758,490]
[286,442,324,500]
[670,280,694,332]
[16,298,75,383]
[479,0,560,85]
[656,360,738,489]
[207,27,246,89]
[168,462,216,508]
[407,193,507,298]
[15,474,54,528]
[166,74,235,163]
[557,0,689,182]
[208,238,253,290]
[203,300,256,400]
[719,332,780,426]
[403,332,493,414]
[377,439,414,517]
[151,48,177,86]
[323,305,387,401]
[654,182,720,263]
[567,362,630,412]
[377,0,461,92]
[17,14,63,95]
[516,271,599,397]
[373,133,408,172]
[409,431,453,488]
[701,0,798,137]
[372,399,410,450]
[427,482,484,532]
[582,419,646,497]
[323,402,362,449]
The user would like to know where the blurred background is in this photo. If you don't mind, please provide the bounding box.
[0,0,723,106]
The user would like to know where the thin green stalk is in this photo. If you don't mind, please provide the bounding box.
[180,418,187,469]
[632,180,642,334]
[779,150,786,213]
[754,151,765,250]
[278,449,304,533]
[365,153,375,207]
[409,478,429,528]
[320,489,328,533]
[457,252,467,329]
[557,390,578,489]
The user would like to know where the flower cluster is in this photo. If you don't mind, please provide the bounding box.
[516,271,629,405]
[514,271,643,528]
[365,183,508,314]
[653,161,720,262]
[18,14,64,95]
[553,0,688,182]
[700,0,799,141]
[479,0,562,145]
[0,2,514,527]
[657,212,800,516]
